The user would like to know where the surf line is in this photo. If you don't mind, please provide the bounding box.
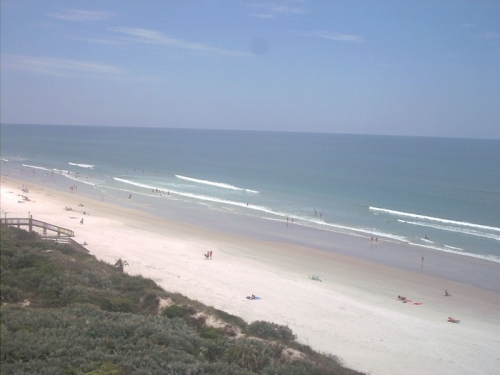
[69,162,95,169]
[370,206,500,232]
[175,174,259,193]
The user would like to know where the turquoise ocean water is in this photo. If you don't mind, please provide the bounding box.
[1,124,499,264]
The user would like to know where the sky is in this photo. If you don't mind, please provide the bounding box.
[1,0,499,138]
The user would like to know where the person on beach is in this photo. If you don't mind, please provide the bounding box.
[80,218,84,224]
[210,250,212,259]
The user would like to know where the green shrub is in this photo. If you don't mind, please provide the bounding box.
[140,293,159,313]
[8,249,37,269]
[0,226,366,375]
[212,309,247,330]
[1,284,25,302]
[163,305,190,319]
[247,320,296,343]
[15,230,37,241]
[80,270,112,290]
[224,338,272,373]
[198,326,225,341]
[85,362,127,375]
[59,244,76,254]
[197,340,227,362]
[29,263,62,287]
[189,314,207,329]
[120,274,156,292]
[100,297,135,313]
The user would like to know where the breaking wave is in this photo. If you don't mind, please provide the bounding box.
[175,175,259,193]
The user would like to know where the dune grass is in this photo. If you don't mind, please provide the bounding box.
[1,225,365,375]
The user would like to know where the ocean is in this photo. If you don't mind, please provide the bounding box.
[1,124,499,264]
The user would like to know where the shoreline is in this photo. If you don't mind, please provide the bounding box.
[7,166,500,292]
[6,156,500,266]
[1,175,499,375]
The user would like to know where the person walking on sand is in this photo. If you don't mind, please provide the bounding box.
[209,250,213,259]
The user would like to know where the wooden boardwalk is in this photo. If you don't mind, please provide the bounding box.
[1,217,89,252]
[1,217,74,237]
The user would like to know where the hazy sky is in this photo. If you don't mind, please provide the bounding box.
[2,0,499,138]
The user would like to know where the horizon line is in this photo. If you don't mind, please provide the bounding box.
[1,123,498,141]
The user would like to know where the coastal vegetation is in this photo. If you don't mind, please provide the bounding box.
[1,225,365,375]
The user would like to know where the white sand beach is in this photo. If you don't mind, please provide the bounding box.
[1,176,499,375]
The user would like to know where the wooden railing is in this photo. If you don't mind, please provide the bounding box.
[1,218,74,237]
[38,236,89,253]
[1,217,89,253]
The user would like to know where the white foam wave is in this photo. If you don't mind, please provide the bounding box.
[41,168,97,185]
[112,177,499,263]
[371,206,500,232]
[114,177,407,242]
[445,245,463,251]
[6,156,28,162]
[113,177,156,190]
[208,205,499,263]
[22,165,89,183]
[115,176,305,219]
[175,175,259,193]
[296,219,408,242]
[408,241,500,263]
[53,168,71,175]
[397,219,500,241]
[22,164,53,172]
[62,174,96,186]
[69,162,95,169]
[100,185,161,198]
